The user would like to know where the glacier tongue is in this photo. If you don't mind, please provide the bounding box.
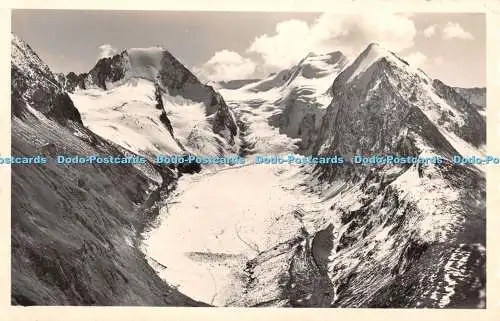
[140,49,354,306]
[142,163,320,306]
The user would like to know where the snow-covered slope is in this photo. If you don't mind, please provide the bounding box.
[70,79,234,159]
[64,47,239,161]
[219,51,349,154]
[11,34,206,306]
[217,78,261,90]
[250,51,348,95]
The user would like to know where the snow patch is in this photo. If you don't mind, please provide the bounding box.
[393,165,459,242]
[70,78,182,157]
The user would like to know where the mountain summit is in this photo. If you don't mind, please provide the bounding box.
[338,43,409,84]
[317,42,485,162]
[60,46,239,159]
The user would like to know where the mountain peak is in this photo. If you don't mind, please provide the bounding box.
[366,42,380,49]
[363,42,392,56]
[11,33,53,77]
[346,43,389,80]
[72,44,201,92]
[301,50,346,65]
[337,42,416,85]
[125,47,167,81]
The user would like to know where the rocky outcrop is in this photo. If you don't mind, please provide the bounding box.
[453,87,486,109]
[11,35,82,125]
[268,92,327,153]
[82,51,129,90]
[56,72,87,93]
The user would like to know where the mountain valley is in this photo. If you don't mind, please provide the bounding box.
[10,34,486,308]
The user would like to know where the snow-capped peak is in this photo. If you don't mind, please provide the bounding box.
[339,43,429,85]
[240,50,348,94]
[342,43,394,83]
[303,51,345,64]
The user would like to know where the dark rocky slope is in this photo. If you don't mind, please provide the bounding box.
[11,34,207,306]
[453,86,486,116]
[453,87,486,108]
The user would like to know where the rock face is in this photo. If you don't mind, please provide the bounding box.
[11,34,206,306]
[12,37,82,125]
[453,86,486,116]
[56,72,87,93]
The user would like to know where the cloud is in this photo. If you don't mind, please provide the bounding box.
[442,22,473,40]
[98,44,118,59]
[433,56,444,65]
[405,51,427,67]
[246,12,417,70]
[423,25,437,38]
[194,49,257,82]
[247,19,312,70]
[196,12,418,81]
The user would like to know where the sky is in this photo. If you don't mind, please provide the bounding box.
[11,10,486,87]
